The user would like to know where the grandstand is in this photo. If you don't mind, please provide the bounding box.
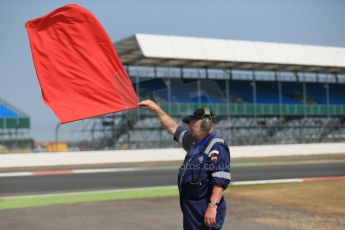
[0,98,32,151]
[74,34,345,149]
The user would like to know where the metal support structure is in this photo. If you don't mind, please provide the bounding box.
[225,78,230,119]
[55,123,61,152]
[278,81,283,104]
[135,69,140,99]
[251,69,257,119]
[197,77,201,107]
[154,65,158,78]
[334,72,339,83]
[167,78,172,114]
[276,71,283,118]
[324,83,330,117]
[225,68,232,122]
[135,68,141,124]
[302,81,307,117]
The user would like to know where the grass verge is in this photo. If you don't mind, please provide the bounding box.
[1,180,344,216]
[0,186,179,210]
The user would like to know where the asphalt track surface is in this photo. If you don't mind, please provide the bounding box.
[1,161,344,196]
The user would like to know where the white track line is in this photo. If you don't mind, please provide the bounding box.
[232,178,303,185]
[0,167,169,177]
[0,172,33,177]
[0,166,181,178]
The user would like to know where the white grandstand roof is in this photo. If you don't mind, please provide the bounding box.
[114,33,345,73]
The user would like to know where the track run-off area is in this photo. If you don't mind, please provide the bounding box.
[0,154,344,199]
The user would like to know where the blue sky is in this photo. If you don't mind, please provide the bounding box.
[0,0,344,141]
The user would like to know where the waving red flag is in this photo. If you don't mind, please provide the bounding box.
[25,4,138,123]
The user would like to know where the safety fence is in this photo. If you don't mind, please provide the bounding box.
[139,103,345,116]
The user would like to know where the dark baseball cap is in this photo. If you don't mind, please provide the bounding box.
[182,108,216,124]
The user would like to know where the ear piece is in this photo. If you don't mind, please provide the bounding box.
[201,117,212,132]
[200,108,212,132]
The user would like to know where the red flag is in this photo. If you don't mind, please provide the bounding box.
[25,4,138,123]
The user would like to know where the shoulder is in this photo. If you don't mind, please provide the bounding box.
[205,136,229,154]
[173,125,194,151]
[205,137,230,160]
[174,126,191,143]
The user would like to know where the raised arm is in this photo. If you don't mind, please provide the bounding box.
[138,100,178,135]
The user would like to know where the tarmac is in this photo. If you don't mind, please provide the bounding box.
[0,196,286,230]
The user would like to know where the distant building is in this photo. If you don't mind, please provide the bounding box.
[0,98,32,152]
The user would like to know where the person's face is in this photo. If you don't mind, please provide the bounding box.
[188,119,203,137]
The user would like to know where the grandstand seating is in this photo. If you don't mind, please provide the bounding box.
[228,80,253,103]
[306,83,327,104]
[115,76,345,148]
[135,78,345,105]
[329,84,345,104]
[116,115,345,148]
[0,99,30,130]
[256,82,279,104]
[280,82,304,104]
[95,76,345,149]
[139,79,228,103]
[0,104,18,117]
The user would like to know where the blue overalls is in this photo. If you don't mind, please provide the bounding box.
[174,126,231,230]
